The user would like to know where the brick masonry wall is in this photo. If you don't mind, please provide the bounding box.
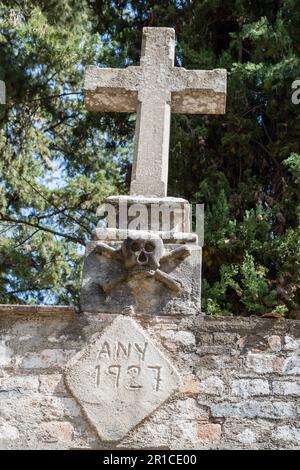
[0,306,299,450]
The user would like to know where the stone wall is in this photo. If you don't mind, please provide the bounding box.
[0,305,299,450]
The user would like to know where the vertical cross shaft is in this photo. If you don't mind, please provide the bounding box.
[130,28,175,197]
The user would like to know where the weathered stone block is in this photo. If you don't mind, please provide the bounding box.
[222,417,274,448]
[80,239,201,315]
[267,335,282,352]
[272,380,300,396]
[39,421,74,444]
[169,330,196,347]
[197,422,222,443]
[0,395,81,424]
[231,379,270,398]
[283,355,300,375]
[272,425,300,444]
[236,429,256,445]
[211,401,296,419]
[0,420,19,442]
[0,337,13,367]
[98,195,192,235]
[179,375,201,396]
[198,376,224,396]
[21,349,76,369]
[245,353,284,374]
[283,336,299,351]
[0,375,39,393]
[65,316,180,441]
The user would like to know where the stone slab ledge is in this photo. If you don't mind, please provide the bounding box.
[0,304,76,316]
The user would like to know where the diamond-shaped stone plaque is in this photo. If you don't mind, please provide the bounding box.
[65,316,180,441]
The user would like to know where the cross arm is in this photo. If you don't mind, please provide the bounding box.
[171,68,227,114]
[84,65,141,112]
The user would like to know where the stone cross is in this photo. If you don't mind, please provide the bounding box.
[84,27,226,197]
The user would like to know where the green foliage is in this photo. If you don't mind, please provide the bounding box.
[283,153,300,184]
[0,0,299,316]
[0,1,129,305]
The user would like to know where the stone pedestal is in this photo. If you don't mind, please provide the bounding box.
[80,240,201,315]
[101,195,191,233]
[80,195,202,315]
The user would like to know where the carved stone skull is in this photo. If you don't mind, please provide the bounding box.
[121,232,164,276]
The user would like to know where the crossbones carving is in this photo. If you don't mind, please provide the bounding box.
[95,232,191,294]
